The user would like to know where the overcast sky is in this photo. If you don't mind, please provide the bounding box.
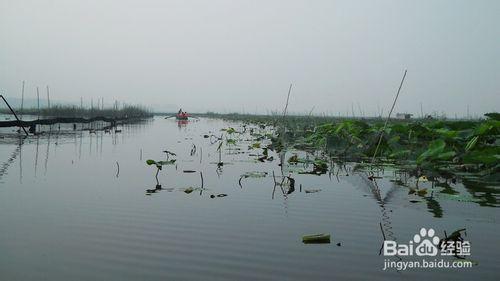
[1,0,498,116]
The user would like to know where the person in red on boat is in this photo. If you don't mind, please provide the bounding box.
[176,109,190,119]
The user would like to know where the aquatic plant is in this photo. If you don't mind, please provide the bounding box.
[205,112,499,182]
[145,159,176,191]
[297,117,497,173]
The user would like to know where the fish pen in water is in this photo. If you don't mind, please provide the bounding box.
[0,95,152,135]
[0,97,152,135]
[0,116,126,135]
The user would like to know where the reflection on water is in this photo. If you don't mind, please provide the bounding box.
[177,119,189,129]
[0,117,499,280]
[0,137,23,182]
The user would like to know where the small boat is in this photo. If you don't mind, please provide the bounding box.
[176,110,190,120]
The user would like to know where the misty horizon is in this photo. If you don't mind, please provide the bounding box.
[1,0,499,117]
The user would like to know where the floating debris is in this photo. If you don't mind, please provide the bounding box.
[417,189,428,196]
[302,233,331,244]
[183,186,206,194]
[210,194,228,198]
[157,159,176,165]
[408,188,428,196]
[146,159,176,166]
[305,189,322,194]
[418,175,429,182]
[250,142,261,149]
[288,155,299,164]
[240,171,268,178]
[223,127,237,134]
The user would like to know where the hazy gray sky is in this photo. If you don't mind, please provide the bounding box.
[1,0,498,116]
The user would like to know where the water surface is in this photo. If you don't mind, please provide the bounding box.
[0,117,498,280]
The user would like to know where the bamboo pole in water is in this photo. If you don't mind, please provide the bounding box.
[0,94,29,135]
[36,87,40,120]
[20,81,25,119]
[46,85,51,109]
[282,84,292,120]
[280,84,292,136]
[371,70,408,164]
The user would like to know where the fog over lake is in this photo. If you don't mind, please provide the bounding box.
[0,2,499,280]
[1,0,499,115]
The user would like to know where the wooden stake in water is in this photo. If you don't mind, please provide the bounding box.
[20,81,25,119]
[282,83,292,120]
[46,85,51,109]
[371,70,408,164]
[36,87,40,119]
[278,84,292,144]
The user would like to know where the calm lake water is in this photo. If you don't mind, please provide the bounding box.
[0,116,499,280]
